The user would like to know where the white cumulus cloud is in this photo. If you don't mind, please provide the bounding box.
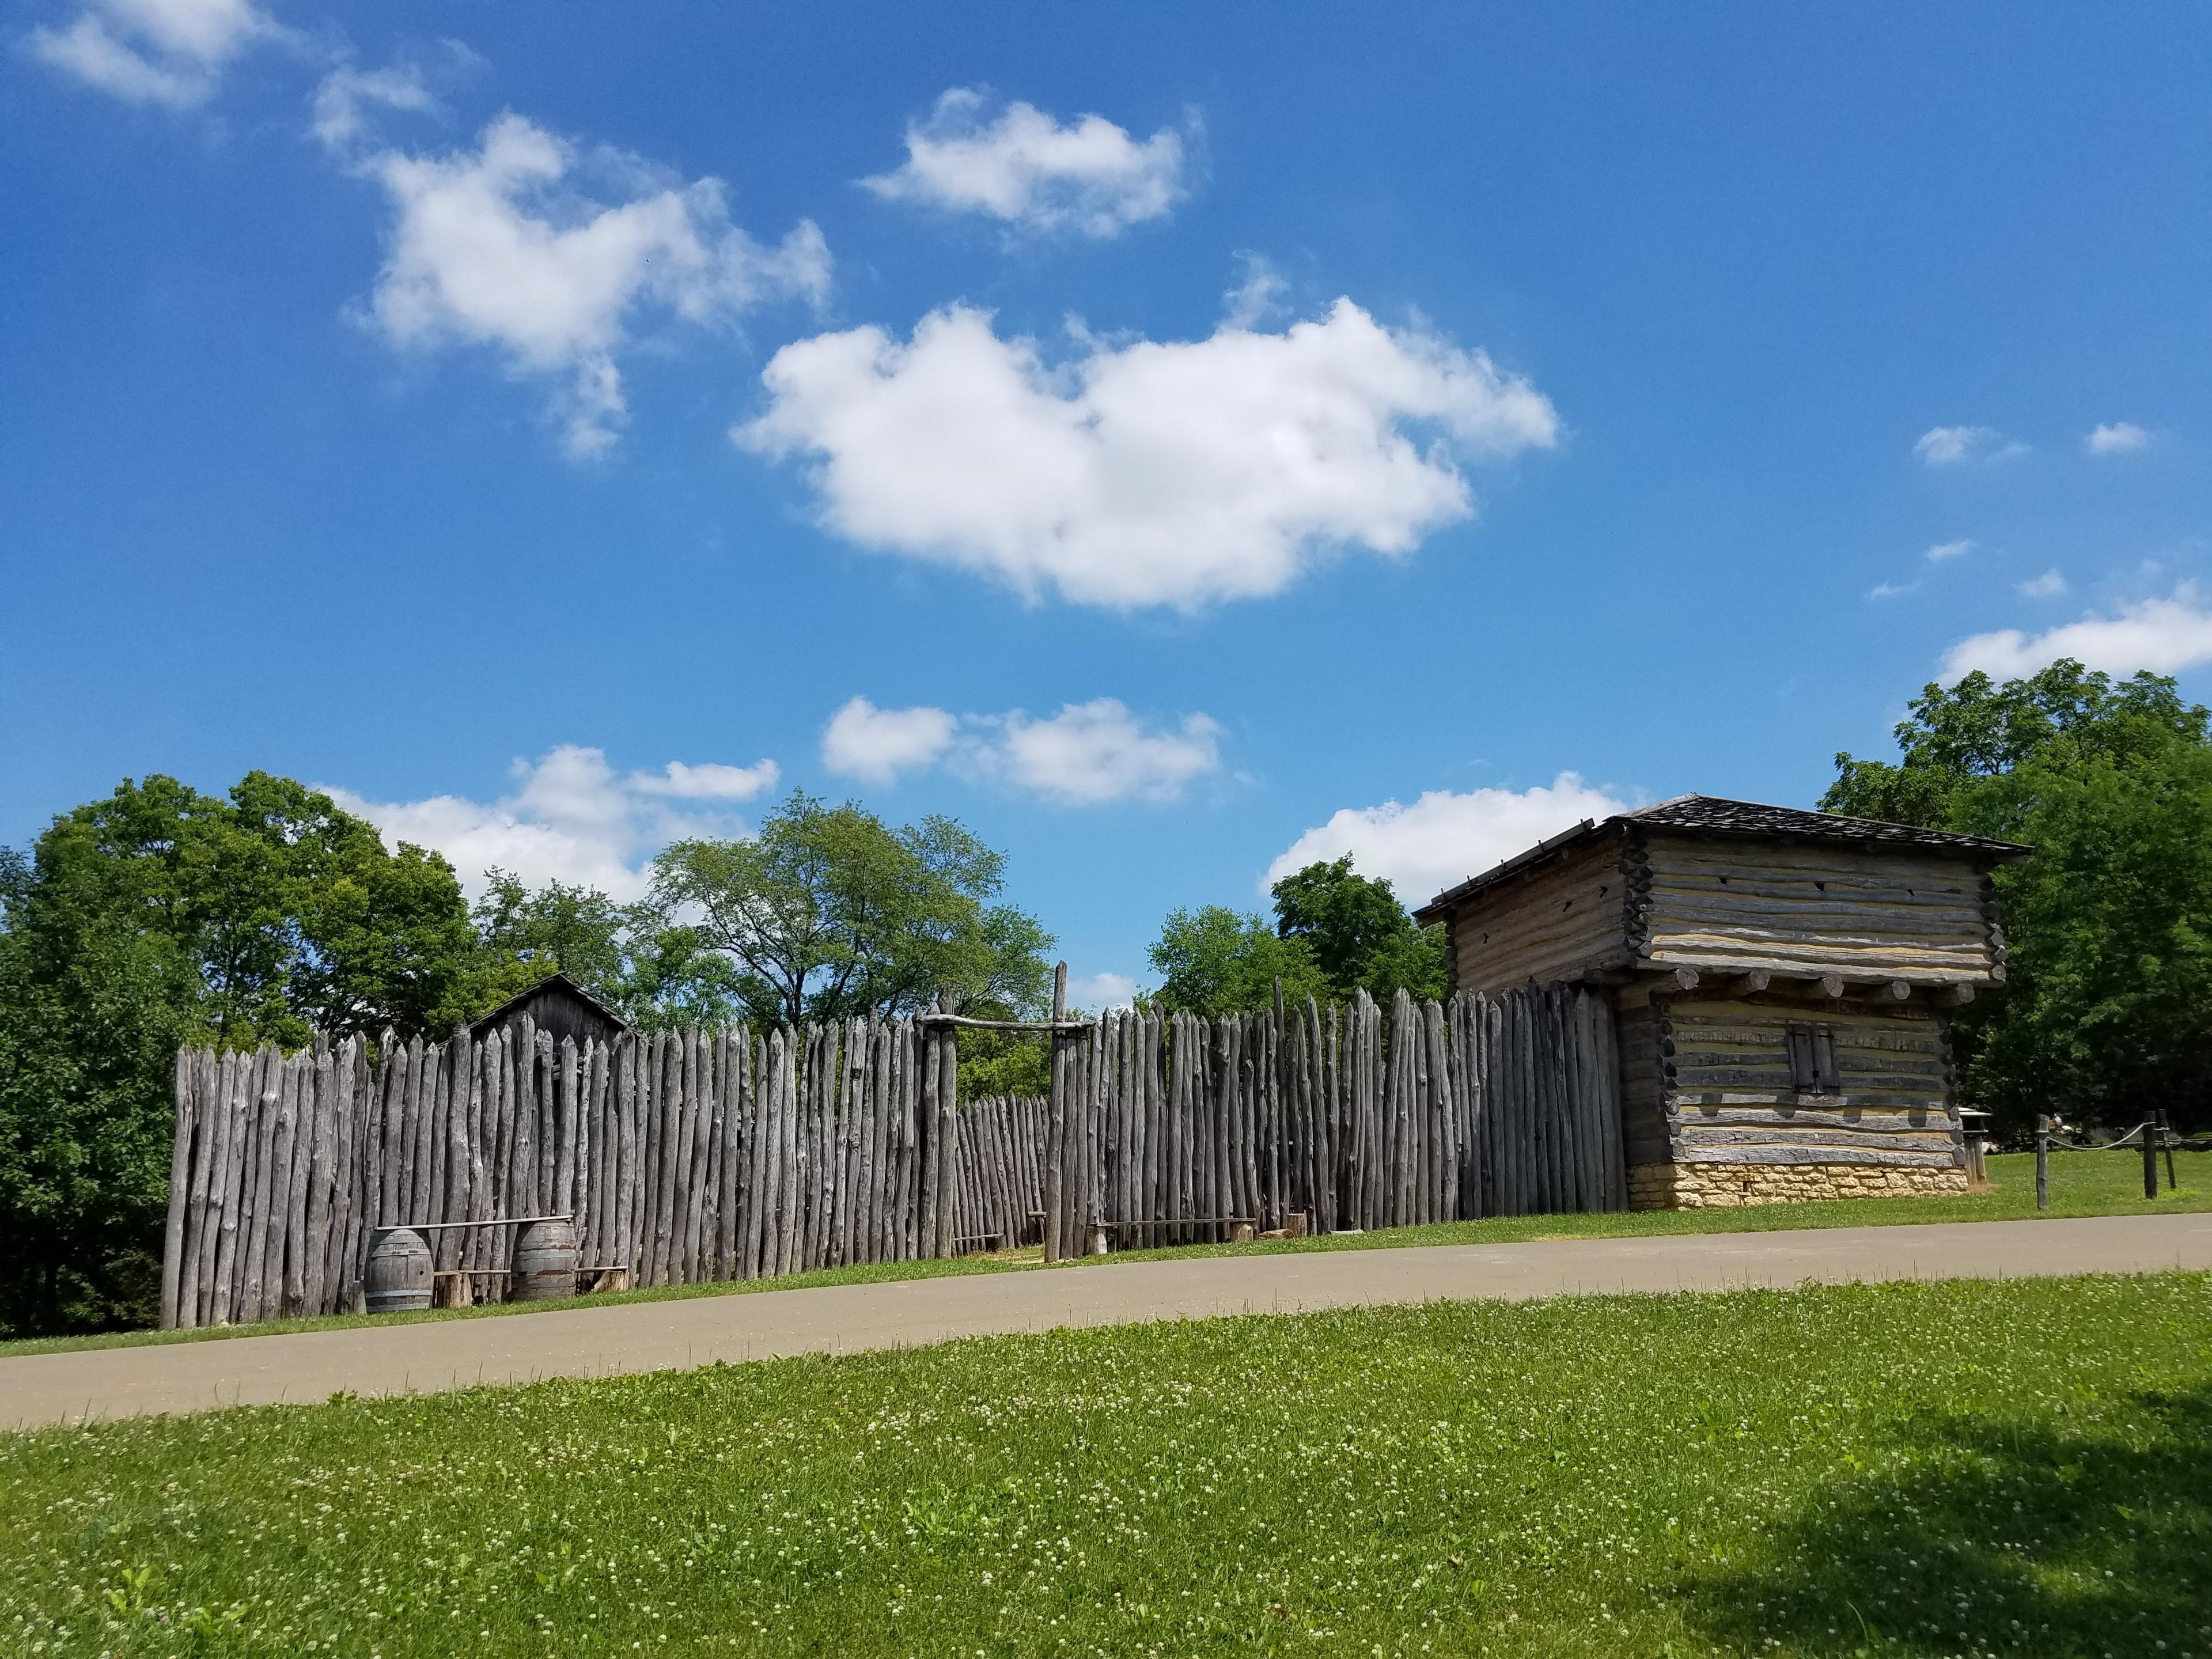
[1925,539,1974,562]
[1264,772,1637,908]
[987,700,1222,805]
[738,297,1558,609]
[2017,569,2068,599]
[821,696,1222,804]
[821,697,958,785]
[624,759,779,800]
[1914,425,2023,467]
[2086,421,2150,456]
[1940,585,2212,683]
[26,0,279,108]
[1066,971,1138,1012]
[862,87,1188,238]
[327,100,831,458]
[323,744,777,902]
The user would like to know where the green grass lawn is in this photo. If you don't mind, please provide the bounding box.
[3,1272,2207,1657]
[6,1149,2205,1359]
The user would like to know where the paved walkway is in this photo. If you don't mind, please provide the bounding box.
[6,1213,2207,1429]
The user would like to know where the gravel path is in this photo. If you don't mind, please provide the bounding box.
[6,1213,2206,1428]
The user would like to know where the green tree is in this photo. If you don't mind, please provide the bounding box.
[1822,660,2212,1132]
[1145,906,1328,1016]
[0,772,495,1335]
[650,793,1053,1027]
[1269,855,1449,1003]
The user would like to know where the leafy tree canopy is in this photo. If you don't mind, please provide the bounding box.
[1268,855,1449,1003]
[1145,905,1327,1016]
[650,793,1053,1027]
[0,772,497,1335]
[469,870,747,1031]
[1822,660,2212,1131]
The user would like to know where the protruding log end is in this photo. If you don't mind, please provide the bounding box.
[1732,969,1772,997]
[1940,982,1977,1007]
[1810,974,1846,998]
[1671,966,1700,991]
[1883,979,1913,1001]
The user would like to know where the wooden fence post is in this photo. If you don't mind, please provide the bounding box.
[2034,1114,2050,1212]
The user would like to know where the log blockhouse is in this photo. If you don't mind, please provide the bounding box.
[1414,796,2029,1209]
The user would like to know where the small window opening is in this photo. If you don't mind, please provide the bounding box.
[1787,1025,1841,1094]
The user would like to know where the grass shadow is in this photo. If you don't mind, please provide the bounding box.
[1677,1384,2212,1656]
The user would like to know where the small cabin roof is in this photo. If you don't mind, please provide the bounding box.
[1414,794,2031,923]
[467,971,629,1037]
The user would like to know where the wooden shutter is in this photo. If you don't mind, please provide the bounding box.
[1786,1027,1816,1093]
[1812,1028,1841,1094]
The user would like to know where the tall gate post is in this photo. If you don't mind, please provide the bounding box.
[1043,963,1069,1263]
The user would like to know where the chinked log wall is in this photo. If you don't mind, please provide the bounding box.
[160,983,1624,1328]
[1635,839,2001,985]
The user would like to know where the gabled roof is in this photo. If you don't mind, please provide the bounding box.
[467,971,629,1036]
[1414,794,2030,922]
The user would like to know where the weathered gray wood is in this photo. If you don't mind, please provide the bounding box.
[188,1050,229,1327]
[177,1047,218,1327]
[1041,1025,1065,1261]
[332,1039,368,1309]
[407,1036,437,1223]
[681,1028,714,1281]
[744,1030,774,1278]
[160,1047,198,1329]
[1679,1144,1960,1168]
[554,1036,579,1227]
[277,1046,315,1316]
[939,1021,961,1256]
[712,1029,739,1278]
[210,1050,253,1324]
[470,1032,499,1272]
[236,1048,282,1323]
[642,1030,674,1285]
[421,1036,452,1268]
[834,1020,860,1267]
[866,1021,893,1263]
[772,1027,800,1276]
[531,1030,555,1215]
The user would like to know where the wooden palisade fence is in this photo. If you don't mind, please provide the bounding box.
[160,983,1622,1328]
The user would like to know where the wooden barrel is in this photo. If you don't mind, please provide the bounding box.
[364,1227,432,1314]
[512,1218,578,1302]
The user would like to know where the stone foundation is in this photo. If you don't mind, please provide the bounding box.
[1628,1161,1970,1210]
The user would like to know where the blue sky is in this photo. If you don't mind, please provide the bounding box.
[5,3,2210,1005]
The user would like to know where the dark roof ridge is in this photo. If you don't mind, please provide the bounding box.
[1415,793,2029,922]
[467,970,630,1035]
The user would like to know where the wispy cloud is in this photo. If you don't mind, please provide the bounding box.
[862,88,1190,238]
[1870,579,1921,601]
[25,0,282,109]
[322,744,776,901]
[1925,539,1974,562]
[1941,584,2212,683]
[820,696,1223,804]
[2017,569,2068,599]
[1914,426,2025,467]
[2086,421,2150,456]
